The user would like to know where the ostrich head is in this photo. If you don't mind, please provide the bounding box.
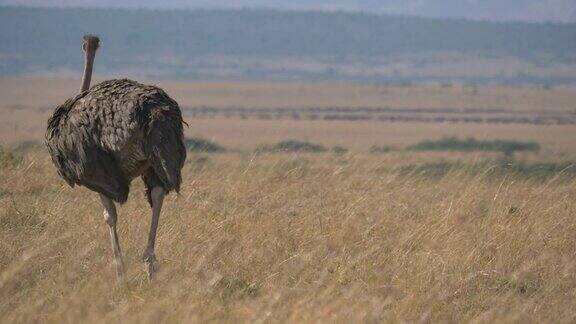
[80,34,100,93]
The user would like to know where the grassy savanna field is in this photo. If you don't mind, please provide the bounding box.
[1,77,576,153]
[1,78,576,322]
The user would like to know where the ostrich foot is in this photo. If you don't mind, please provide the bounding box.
[143,254,159,279]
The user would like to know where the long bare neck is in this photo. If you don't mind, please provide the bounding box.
[80,35,99,93]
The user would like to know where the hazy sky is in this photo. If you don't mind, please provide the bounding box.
[1,0,575,22]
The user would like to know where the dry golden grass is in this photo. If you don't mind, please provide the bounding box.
[2,77,576,322]
[1,150,576,323]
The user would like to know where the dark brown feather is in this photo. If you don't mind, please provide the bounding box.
[46,79,186,203]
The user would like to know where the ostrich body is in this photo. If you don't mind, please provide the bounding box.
[45,35,186,280]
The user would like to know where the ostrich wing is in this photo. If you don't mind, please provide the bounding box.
[46,79,185,203]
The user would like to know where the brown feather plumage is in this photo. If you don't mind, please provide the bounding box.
[46,78,186,204]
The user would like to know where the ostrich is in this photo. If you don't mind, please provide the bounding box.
[45,35,186,281]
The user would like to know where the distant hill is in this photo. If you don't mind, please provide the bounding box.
[2,0,575,22]
[1,6,576,84]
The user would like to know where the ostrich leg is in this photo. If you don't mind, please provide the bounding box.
[143,186,165,279]
[99,194,126,283]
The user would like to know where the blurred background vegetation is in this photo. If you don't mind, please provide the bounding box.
[1,6,575,85]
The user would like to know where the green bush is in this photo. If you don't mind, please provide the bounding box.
[0,145,24,168]
[409,137,540,156]
[184,137,226,153]
[398,162,456,179]
[259,140,327,153]
[13,140,42,153]
[331,145,348,155]
[502,162,576,181]
[369,145,395,154]
[398,161,576,181]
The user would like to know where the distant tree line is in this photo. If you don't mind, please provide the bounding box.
[1,6,575,79]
